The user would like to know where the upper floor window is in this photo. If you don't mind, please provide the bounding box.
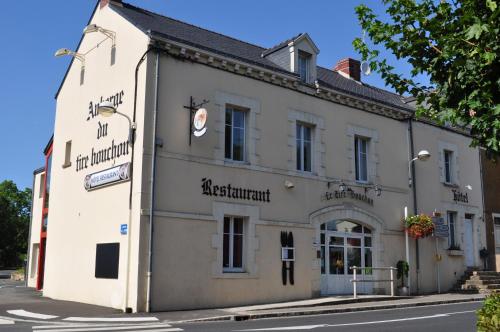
[298,51,311,82]
[223,216,244,272]
[355,136,369,182]
[296,123,312,172]
[225,107,246,162]
[444,150,453,184]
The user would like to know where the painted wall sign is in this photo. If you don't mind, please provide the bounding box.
[452,189,469,203]
[84,162,131,190]
[75,90,130,173]
[432,217,449,238]
[322,189,373,206]
[201,178,270,203]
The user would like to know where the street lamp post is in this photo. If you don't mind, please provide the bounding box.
[406,149,431,295]
[97,101,136,313]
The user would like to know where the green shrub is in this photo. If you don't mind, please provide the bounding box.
[477,293,500,332]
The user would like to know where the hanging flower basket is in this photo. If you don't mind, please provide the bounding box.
[404,214,434,239]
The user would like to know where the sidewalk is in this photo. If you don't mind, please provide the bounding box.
[154,292,486,323]
[1,280,485,324]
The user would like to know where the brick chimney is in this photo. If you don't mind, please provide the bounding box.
[100,0,122,9]
[334,58,361,81]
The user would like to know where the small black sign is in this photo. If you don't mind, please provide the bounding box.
[95,243,120,279]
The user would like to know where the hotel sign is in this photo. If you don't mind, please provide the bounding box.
[84,163,131,191]
[452,189,469,203]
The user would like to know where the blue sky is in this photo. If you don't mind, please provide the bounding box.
[0,0,415,190]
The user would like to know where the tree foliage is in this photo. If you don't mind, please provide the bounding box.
[353,0,500,157]
[0,180,32,268]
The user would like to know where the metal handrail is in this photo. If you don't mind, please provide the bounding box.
[349,266,396,299]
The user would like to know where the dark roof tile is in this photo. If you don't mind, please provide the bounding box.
[111,2,413,112]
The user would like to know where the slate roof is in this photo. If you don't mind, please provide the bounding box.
[261,33,303,57]
[110,1,413,112]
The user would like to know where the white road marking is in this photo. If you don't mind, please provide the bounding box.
[0,318,15,325]
[63,316,159,322]
[33,325,181,332]
[325,313,449,327]
[7,309,58,320]
[238,325,326,331]
[237,311,476,331]
[446,310,476,315]
[33,323,170,329]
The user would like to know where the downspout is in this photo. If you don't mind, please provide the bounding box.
[146,50,161,313]
[408,117,420,294]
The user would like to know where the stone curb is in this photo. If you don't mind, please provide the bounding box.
[174,297,485,323]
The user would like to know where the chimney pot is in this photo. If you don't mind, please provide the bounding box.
[334,58,361,82]
[100,0,122,9]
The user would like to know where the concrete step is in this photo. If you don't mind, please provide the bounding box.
[472,271,500,277]
[469,275,500,281]
[465,279,500,286]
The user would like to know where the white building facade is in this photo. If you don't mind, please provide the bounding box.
[28,0,486,312]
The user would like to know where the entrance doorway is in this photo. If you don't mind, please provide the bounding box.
[320,220,373,295]
[464,216,474,267]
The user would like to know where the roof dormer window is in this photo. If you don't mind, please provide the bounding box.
[298,51,311,83]
[262,33,319,84]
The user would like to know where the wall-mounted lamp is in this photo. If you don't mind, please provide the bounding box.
[365,185,382,197]
[55,48,85,63]
[83,24,116,45]
[409,149,431,187]
[83,24,116,65]
[97,101,136,144]
[55,48,86,84]
[334,181,382,197]
[284,180,295,189]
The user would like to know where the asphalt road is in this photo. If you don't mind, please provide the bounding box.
[0,301,481,332]
[174,301,482,332]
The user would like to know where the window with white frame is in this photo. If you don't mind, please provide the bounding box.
[494,215,500,250]
[298,51,311,82]
[444,149,454,184]
[296,123,313,172]
[355,136,369,182]
[223,216,244,272]
[225,107,246,161]
[447,211,457,248]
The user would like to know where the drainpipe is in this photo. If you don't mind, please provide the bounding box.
[408,117,420,294]
[146,50,161,313]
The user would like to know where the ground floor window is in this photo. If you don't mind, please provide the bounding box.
[223,216,244,272]
[320,220,372,275]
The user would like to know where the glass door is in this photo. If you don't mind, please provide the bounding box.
[320,220,373,295]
